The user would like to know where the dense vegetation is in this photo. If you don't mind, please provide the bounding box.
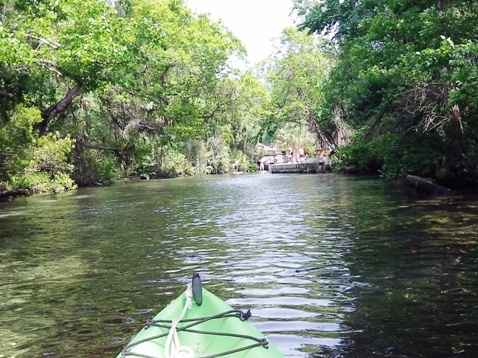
[0,0,271,193]
[1,0,478,194]
[294,0,478,189]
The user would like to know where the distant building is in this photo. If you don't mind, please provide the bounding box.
[256,143,282,170]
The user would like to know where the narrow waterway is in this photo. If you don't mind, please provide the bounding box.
[1,173,478,357]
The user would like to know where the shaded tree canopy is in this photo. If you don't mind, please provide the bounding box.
[2,0,478,193]
[1,0,267,190]
[294,0,478,188]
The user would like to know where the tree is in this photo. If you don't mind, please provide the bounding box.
[265,27,334,151]
[295,0,478,187]
[73,0,245,179]
[1,0,247,187]
[1,0,135,132]
[0,106,75,192]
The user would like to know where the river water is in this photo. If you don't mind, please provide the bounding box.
[1,173,478,357]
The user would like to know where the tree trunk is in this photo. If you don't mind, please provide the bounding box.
[36,85,84,135]
[449,104,468,155]
[0,189,29,202]
[405,175,456,195]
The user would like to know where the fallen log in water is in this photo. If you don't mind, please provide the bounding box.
[0,189,30,202]
[405,175,457,195]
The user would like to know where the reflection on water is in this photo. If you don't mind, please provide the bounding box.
[1,174,478,357]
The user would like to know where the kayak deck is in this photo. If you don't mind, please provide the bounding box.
[117,285,283,358]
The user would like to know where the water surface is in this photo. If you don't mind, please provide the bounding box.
[1,173,478,357]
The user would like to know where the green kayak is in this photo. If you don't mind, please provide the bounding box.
[117,273,284,358]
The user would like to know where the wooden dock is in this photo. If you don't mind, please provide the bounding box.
[269,158,331,174]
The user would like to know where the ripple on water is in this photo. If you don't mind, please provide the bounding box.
[268,334,343,358]
[255,321,342,333]
[239,287,310,296]
[233,275,281,284]
[227,296,332,307]
[248,308,319,320]
[5,175,477,357]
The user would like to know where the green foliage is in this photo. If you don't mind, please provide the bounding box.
[205,134,231,174]
[72,148,121,185]
[19,132,76,193]
[10,171,76,194]
[275,122,316,154]
[0,106,41,179]
[296,0,478,187]
[96,157,122,182]
[9,172,51,193]
[0,105,76,192]
[30,132,75,175]
[160,149,194,178]
[333,137,384,175]
[265,28,335,149]
[334,131,445,178]
[1,0,319,190]
[215,151,231,174]
[230,149,253,172]
[380,132,445,179]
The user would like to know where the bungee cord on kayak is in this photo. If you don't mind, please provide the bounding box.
[120,309,269,358]
[118,273,279,358]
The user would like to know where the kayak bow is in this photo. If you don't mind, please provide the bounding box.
[117,273,284,358]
